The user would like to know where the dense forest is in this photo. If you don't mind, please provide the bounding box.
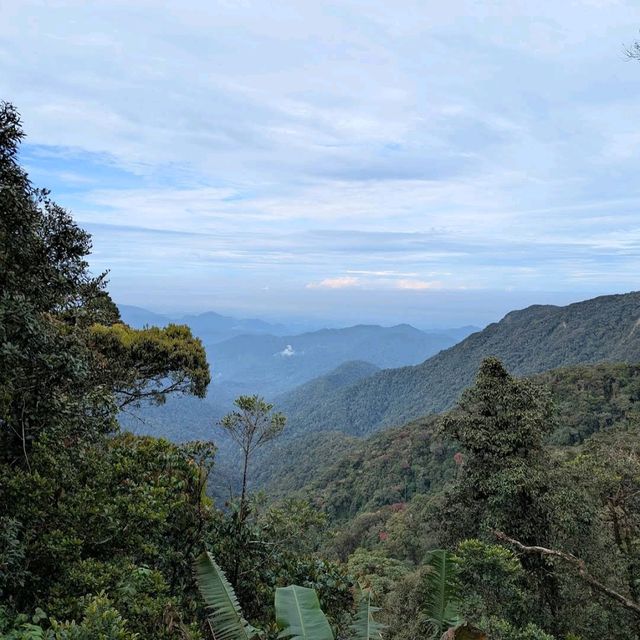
[2,77,640,640]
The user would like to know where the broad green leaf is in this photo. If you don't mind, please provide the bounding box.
[275,585,334,640]
[195,551,262,640]
[424,549,461,638]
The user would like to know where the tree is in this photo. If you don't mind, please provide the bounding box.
[220,395,285,522]
[438,358,559,630]
[0,102,214,637]
[1,433,216,637]
[0,101,210,466]
[440,357,554,544]
[208,496,353,628]
[1,101,111,466]
[89,322,210,408]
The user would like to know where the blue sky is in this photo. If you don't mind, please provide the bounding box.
[2,1,640,327]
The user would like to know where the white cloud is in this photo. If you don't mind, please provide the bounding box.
[278,344,296,357]
[306,276,360,289]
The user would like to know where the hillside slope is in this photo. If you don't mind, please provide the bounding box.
[273,360,380,417]
[280,292,640,437]
[273,361,640,520]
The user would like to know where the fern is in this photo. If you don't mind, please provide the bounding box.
[350,587,384,640]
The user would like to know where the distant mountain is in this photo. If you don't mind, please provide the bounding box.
[117,304,288,343]
[180,311,288,343]
[118,305,172,328]
[277,292,640,437]
[208,324,456,397]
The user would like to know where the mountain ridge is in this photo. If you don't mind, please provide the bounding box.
[277,291,640,438]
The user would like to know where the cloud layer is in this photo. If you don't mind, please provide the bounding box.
[3,1,640,325]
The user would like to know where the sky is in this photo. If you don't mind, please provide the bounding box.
[2,0,640,328]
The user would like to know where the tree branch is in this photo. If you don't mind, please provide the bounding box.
[494,530,640,617]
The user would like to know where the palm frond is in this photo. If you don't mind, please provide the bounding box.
[275,585,334,640]
[195,551,262,640]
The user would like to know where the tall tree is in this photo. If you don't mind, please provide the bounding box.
[220,395,286,522]
[440,357,554,543]
[0,102,214,637]
[438,358,560,629]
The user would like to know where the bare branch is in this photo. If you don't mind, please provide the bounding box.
[494,530,640,617]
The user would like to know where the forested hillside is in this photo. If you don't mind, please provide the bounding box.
[273,360,380,419]
[278,359,640,639]
[279,293,640,437]
[264,362,640,517]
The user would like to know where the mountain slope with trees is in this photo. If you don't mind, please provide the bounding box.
[262,361,640,518]
[278,293,640,437]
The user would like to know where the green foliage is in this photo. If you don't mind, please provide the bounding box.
[1,434,214,637]
[540,363,640,445]
[346,549,409,597]
[275,586,334,640]
[382,567,439,640]
[454,540,530,628]
[221,395,286,522]
[0,103,218,638]
[0,596,137,640]
[221,396,286,456]
[195,552,260,640]
[0,518,27,599]
[193,557,384,640]
[439,358,555,545]
[476,618,555,640]
[280,417,453,523]
[208,497,353,630]
[89,323,210,408]
[0,101,115,464]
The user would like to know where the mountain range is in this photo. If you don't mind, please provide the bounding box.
[118,292,640,502]
[274,292,640,438]
[206,324,462,397]
[118,305,289,342]
[119,305,476,398]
